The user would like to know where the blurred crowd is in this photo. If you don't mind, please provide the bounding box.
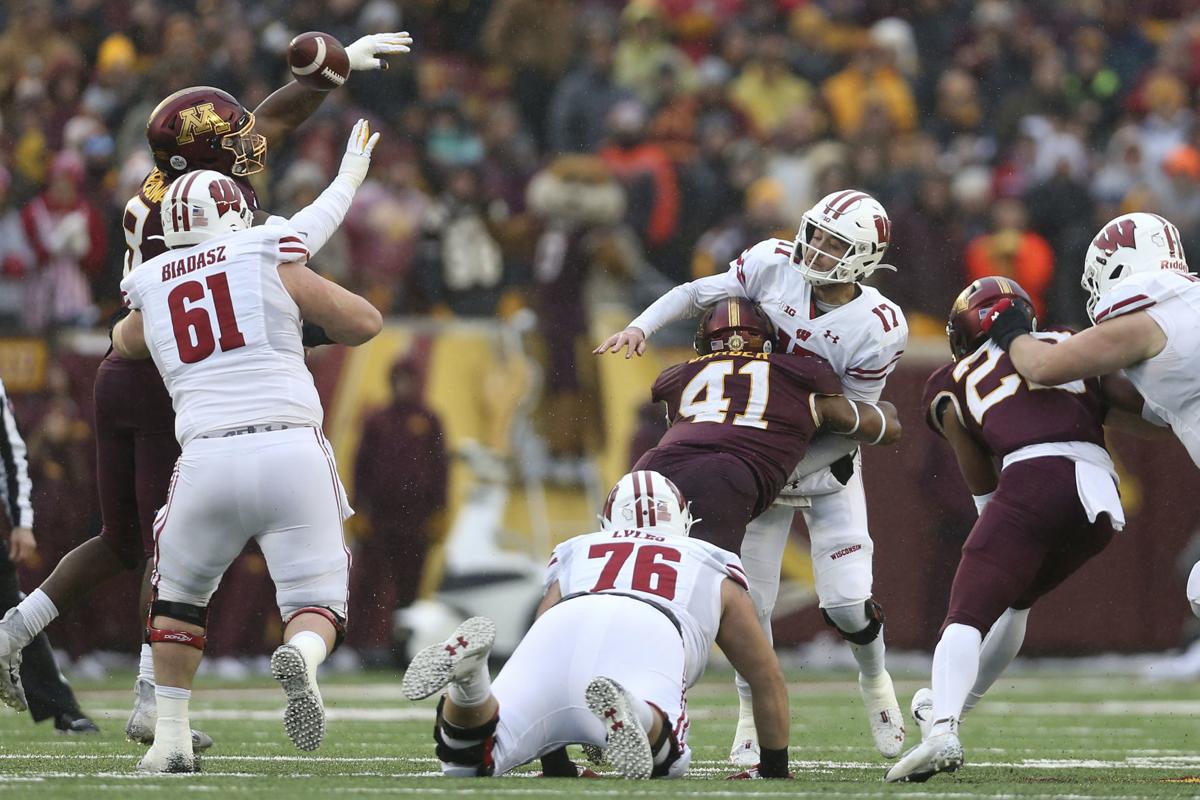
[2,0,1200,338]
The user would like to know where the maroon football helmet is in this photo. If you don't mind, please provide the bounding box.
[947,276,1037,359]
[146,86,267,178]
[694,297,776,355]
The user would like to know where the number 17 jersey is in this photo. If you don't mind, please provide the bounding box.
[544,530,749,686]
[120,224,322,447]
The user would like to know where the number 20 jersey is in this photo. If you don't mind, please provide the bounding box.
[544,530,749,686]
[921,333,1107,458]
[120,224,322,447]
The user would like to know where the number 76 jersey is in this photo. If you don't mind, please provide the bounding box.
[120,224,323,447]
[544,530,749,686]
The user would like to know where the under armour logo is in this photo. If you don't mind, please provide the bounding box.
[444,635,469,656]
[824,330,840,344]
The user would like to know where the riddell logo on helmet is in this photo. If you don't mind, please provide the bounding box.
[176,103,231,145]
[1162,259,1187,270]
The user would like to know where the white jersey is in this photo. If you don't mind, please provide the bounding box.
[1093,269,1200,465]
[544,529,748,686]
[629,237,908,402]
[121,224,323,447]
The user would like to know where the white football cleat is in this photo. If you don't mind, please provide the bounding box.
[729,703,759,766]
[585,676,653,780]
[401,616,496,701]
[884,731,963,783]
[910,687,934,741]
[125,678,214,751]
[859,671,905,758]
[136,720,197,773]
[271,644,326,751]
[0,608,28,712]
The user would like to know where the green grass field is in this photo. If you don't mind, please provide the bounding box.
[0,668,1197,798]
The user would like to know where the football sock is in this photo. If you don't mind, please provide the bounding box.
[288,631,328,684]
[12,589,59,646]
[931,623,982,736]
[447,659,492,708]
[138,644,156,685]
[964,608,1029,716]
[850,637,887,682]
[734,672,753,709]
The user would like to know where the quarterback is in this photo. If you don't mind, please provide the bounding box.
[597,190,908,760]
[403,470,792,780]
[984,212,1200,618]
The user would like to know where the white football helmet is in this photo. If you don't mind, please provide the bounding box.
[161,169,253,249]
[600,470,694,537]
[1082,212,1189,322]
[792,189,895,285]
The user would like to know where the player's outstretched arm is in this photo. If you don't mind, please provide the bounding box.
[112,310,151,360]
[815,397,902,446]
[254,32,413,145]
[279,263,382,346]
[284,120,379,257]
[716,581,789,770]
[593,326,646,358]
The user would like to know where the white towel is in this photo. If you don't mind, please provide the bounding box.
[1074,460,1125,531]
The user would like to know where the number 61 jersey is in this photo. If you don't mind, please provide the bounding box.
[120,224,322,447]
[544,530,749,686]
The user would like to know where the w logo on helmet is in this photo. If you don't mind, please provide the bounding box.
[1092,218,1136,255]
[209,179,242,216]
[873,214,891,244]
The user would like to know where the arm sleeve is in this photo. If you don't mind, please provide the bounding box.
[280,173,359,258]
[628,267,750,338]
[0,388,34,529]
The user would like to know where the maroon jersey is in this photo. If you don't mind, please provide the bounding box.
[121,168,259,278]
[922,333,1107,458]
[651,351,842,510]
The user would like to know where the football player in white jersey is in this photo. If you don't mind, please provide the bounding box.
[596,190,908,761]
[984,211,1200,619]
[106,126,383,773]
[402,470,792,780]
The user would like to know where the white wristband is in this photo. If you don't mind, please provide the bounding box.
[972,491,994,516]
[868,403,887,445]
[837,400,861,435]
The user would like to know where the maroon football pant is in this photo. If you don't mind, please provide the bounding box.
[944,456,1114,634]
[94,352,180,568]
[633,445,760,554]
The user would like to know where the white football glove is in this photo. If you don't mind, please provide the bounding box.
[346,31,413,71]
[339,119,380,187]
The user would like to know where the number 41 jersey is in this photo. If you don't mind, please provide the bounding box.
[120,224,322,447]
[545,530,749,687]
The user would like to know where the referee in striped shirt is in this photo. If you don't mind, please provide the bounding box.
[0,375,97,733]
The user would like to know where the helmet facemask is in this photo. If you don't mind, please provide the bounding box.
[221,112,267,177]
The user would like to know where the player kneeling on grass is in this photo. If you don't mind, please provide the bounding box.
[885,277,1152,783]
[109,129,383,773]
[402,470,791,780]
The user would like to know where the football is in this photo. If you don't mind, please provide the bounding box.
[288,31,350,91]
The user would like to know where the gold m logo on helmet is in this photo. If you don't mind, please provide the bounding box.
[176,103,231,145]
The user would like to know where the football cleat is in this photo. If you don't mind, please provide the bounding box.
[911,687,934,741]
[401,616,496,702]
[136,720,198,773]
[585,676,653,780]
[125,678,214,751]
[726,765,795,779]
[860,671,905,758]
[0,609,27,712]
[581,743,606,765]
[883,731,963,783]
[729,703,760,766]
[271,644,326,751]
[54,710,99,734]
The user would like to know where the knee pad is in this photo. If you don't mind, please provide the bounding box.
[433,696,499,777]
[146,599,209,650]
[822,599,884,646]
[285,606,348,652]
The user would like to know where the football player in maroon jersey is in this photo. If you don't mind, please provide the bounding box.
[636,297,901,554]
[886,277,1150,783]
[0,33,412,747]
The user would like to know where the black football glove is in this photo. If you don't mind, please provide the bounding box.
[981,297,1033,351]
[302,321,335,348]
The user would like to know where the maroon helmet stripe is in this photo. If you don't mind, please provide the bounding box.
[631,471,644,527]
[642,471,657,527]
[1153,214,1178,257]
[177,171,203,233]
[833,192,869,216]
[823,189,855,215]
[603,485,618,522]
